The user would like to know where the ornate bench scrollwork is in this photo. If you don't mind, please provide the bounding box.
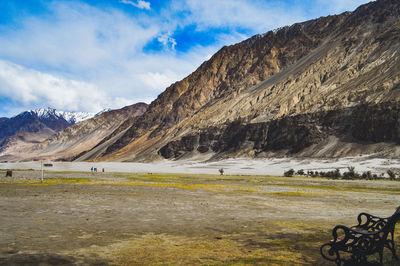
[321,206,400,265]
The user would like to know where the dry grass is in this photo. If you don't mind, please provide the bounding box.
[267,191,333,197]
[2,170,400,265]
[18,177,93,186]
[114,234,311,266]
[113,225,400,265]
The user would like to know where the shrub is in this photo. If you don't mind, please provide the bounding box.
[334,168,341,178]
[219,168,224,175]
[284,169,295,177]
[387,169,396,180]
[323,169,341,179]
[296,169,305,176]
[343,166,359,179]
[361,171,372,180]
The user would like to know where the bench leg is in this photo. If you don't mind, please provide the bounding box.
[386,236,399,260]
[390,246,398,260]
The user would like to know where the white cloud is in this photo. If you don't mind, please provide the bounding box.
[169,0,371,36]
[139,71,181,91]
[0,0,373,117]
[315,0,372,13]
[0,59,106,112]
[170,0,308,33]
[0,2,158,73]
[0,1,212,116]
[120,0,151,10]
[157,33,177,49]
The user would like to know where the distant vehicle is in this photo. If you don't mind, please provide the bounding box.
[43,163,53,167]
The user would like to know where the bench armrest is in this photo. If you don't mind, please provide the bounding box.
[355,212,388,231]
[332,225,382,243]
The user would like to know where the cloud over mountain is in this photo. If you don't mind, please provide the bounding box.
[0,0,371,117]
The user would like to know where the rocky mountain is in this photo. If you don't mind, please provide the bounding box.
[0,107,99,140]
[0,107,105,157]
[31,108,99,125]
[71,0,400,162]
[0,103,148,161]
[0,111,61,141]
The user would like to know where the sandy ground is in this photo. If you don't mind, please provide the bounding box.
[1,169,400,265]
[1,156,400,176]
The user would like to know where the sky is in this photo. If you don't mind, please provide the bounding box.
[0,0,372,117]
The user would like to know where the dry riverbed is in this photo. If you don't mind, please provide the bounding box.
[0,170,400,265]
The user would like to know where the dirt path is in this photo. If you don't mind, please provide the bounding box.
[1,170,399,265]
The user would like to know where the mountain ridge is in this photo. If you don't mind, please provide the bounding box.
[0,103,148,161]
[80,0,400,162]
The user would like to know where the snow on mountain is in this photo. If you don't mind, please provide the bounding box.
[95,108,112,117]
[29,107,103,124]
[56,110,95,124]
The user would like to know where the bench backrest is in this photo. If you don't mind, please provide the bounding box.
[383,206,400,236]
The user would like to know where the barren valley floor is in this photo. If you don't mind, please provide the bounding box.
[0,170,399,265]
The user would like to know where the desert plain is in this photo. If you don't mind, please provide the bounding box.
[0,162,400,265]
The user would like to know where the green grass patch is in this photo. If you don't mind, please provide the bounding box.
[262,181,400,194]
[43,170,90,174]
[21,177,92,186]
[100,181,260,193]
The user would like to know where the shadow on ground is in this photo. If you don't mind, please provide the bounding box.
[0,253,108,266]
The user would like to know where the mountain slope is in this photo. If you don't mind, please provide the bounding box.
[0,103,148,161]
[0,111,58,141]
[77,0,400,162]
[0,107,100,142]
[0,107,111,160]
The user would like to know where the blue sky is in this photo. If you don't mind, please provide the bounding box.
[0,0,371,117]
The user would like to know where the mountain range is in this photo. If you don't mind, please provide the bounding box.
[0,104,148,161]
[0,107,103,141]
[1,0,400,162]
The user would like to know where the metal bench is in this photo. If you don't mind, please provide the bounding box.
[320,206,400,265]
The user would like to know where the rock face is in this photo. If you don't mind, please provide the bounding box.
[76,0,400,162]
[159,102,400,159]
[0,107,101,144]
[0,103,148,161]
[0,112,60,141]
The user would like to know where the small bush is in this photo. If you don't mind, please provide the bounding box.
[333,168,341,178]
[284,169,295,177]
[387,169,396,180]
[219,168,224,175]
[361,171,372,180]
[342,166,359,179]
[296,169,305,176]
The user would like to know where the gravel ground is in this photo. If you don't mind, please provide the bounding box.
[1,170,399,265]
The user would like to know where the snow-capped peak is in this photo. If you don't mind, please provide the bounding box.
[29,107,99,124]
[95,108,112,117]
[56,110,96,124]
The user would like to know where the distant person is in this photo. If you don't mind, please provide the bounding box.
[102,168,104,172]
[91,167,93,173]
